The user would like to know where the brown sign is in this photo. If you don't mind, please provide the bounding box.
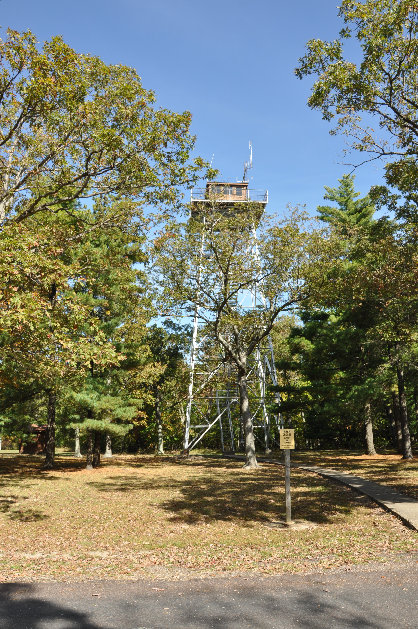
[280,429,295,449]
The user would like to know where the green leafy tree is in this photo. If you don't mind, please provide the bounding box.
[0,210,124,467]
[286,308,392,452]
[346,221,417,458]
[278,175,414,455]
[313,214,416,458]
[269,316,312,447]
[317,174,375,231]
[295,1,418,208]
[61,203,156,468]
[154,204,336,468]
[68,379,137,469]
[0,29,208,227]
[0,28,211,466]
[296,2,417,453]
[143,323,189,454]
[315,174,381,453]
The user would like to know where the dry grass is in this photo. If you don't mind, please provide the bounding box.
[0,453,416,582]
[287,451,418,500]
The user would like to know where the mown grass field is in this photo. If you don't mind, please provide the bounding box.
[0,453,416,582]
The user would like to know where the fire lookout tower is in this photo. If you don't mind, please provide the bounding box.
[183,162,281,454]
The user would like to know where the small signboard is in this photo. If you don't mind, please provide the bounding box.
[280,428,295,450]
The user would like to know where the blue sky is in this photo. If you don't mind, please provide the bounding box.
[0,0,386,215]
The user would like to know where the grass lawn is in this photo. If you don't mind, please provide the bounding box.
[0,453,416,582]
[287,450,418,500]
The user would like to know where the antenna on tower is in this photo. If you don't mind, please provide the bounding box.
[242,141,253,182]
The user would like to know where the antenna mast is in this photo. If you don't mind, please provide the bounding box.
[242,141,253,182]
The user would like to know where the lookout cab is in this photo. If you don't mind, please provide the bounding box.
[190,180,268,220]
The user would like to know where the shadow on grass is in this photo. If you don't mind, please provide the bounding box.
[0,454,86,478]
[0,456,71,522]
[88,462,378,526]
[0,493,49,522]
[0,452,190,477]
[291,450,418,500]
[0,453,394,527]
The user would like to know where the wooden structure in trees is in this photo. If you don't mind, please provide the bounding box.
[19,424,47,454]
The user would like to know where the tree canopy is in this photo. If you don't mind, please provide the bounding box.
[295,0,418,205]
[153,204,338,466]
[0,29,211,467]
[0,28,209,227]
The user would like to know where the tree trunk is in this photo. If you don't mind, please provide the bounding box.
[86,432,93,469]
[103,433,112,458]
[390,392,403,453]
[264,414,271,455]
[155,392,164,455]
[93,431,101,467]
[238,419,245,452]
[386,404,397,451]
[364,401,376,455]
[396,358,413,459]
[43,390,56,469]
[74,427,82,458]
[179,403,185,425]
[237,366,258,468]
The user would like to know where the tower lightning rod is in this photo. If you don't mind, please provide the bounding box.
[242,141,253,182]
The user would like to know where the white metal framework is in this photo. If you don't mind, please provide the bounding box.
[183,180,282,453]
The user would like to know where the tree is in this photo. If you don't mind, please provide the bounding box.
[295,1,418,204]
[0,29,208,228]
[144,323,189,455]
[0,212,122,467]
[348,221,417,458]
[68,382,136,469]
[286,307,393,453]
[314,174,416,457]
[316,173,380,454]
[0,28,212,465]
[314,214,416,458]
[0,199,147,466]
[57,201,156,468]
[154,205,335,468]
[317,174,375,231]
[296,2,418,451]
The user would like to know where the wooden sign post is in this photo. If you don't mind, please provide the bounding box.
[279,429,295,525]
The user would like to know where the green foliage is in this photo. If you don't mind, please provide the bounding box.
[284,309,390,449]
[0,29,210,226]
[317,174,375,231]
[296,1,418,206]
[0,28,214,461]
[270,175,416,451]
[67,380,136,438]
[154,206,337,371]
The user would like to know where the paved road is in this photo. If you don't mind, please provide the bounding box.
[1,562,417,629]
